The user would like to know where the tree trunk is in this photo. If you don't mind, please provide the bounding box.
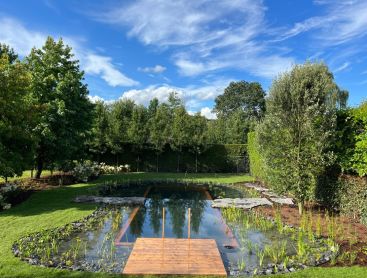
[35,156,43,179]
[195,153,198,173]
[156,153,159,173]
[136,155,140,172]
[298,202,304,215]
[177,153,180,172]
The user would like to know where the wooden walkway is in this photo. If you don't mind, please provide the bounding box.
[122,238,227,276]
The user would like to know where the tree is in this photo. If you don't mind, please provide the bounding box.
[167,91,183,109]
[0,51,33,181]
[188,113,208,172]
[89,101,110,162]
[149,104,171,172]
[27,37,94,178]
[214,81,266,119]
[0,43,18,64]
[127,105,148,171]
[258,62,338,214]
[171,105,190,172]
[109,99,135,163]
[225,110,249,144]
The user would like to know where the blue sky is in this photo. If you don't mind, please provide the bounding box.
[0,0,366,118]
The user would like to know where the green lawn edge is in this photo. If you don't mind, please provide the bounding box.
[0,172,366,277]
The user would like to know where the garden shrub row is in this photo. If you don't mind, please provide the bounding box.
[91,143,248,173]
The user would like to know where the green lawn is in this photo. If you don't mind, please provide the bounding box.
[0,170,54,183]
[0,172,366,278]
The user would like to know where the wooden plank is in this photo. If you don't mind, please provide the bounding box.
[123,238,227,276]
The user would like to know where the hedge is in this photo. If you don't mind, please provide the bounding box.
[247,131,265,180]
[91,144,248,173]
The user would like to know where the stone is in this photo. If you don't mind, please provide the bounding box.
[269,197,294,205]
[74,195,145,206]
[243,183,269,192]
[262,191,280,198]
[212,198,272,209]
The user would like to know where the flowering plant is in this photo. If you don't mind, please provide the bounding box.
[72,161,101,182]
[98,163,130,174]
[0,183,19,210]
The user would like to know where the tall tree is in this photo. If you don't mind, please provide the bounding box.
[214,81,266,119]
[149,104,171,172]
[171,105,190,172]
[89,101,110,162]
[258,62,338,214]
[109,99,135,163]
[27,37,93,178]
[188,113,208,172]
[127,105,148,171]
[0,51,33,181]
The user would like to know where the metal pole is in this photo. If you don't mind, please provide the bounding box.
[188,208,191,239]
[162,207,165,238]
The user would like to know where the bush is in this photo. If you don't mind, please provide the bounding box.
[0,183,19,210]
[98,163,130,174]
[247,131,265,180]
[72,161,100,182]
[338,175,367,225]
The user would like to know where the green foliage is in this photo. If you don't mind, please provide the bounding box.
[257,62,338,212]
[247,131,264,180]
[94,143,247,173]
[337,175,367,225]
[26,37,94,178]
[350,102,367,176]
[0,43,18,64]
[214,80,265,119]
[0,51,34,180]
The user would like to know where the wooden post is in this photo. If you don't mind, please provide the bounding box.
[162,207,165,238]
[188,208,191,239]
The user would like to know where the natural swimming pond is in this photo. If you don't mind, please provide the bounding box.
[14,182,337,275]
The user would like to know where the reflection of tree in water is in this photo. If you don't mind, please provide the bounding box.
[148,197,163,235]
[166,198,187,237]
[129,207,146,237]
[189,197,206,233]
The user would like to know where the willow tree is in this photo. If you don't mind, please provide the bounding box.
[258,62,338,214]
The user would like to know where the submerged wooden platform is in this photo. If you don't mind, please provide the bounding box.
[122,238,227,276]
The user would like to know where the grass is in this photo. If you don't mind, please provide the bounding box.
[0,170,54,183]
[0,172,366,277]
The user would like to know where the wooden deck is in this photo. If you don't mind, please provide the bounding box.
[122,238,227,276]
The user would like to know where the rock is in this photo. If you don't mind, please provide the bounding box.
[265,269,273,275]
[262,191,281,198]
[243,183,269,192]
[212,198,273,209]
[270,197,294,205]
[74,195,145,206]
[289,267,295,272]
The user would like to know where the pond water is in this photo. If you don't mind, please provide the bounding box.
[27,183,332,275]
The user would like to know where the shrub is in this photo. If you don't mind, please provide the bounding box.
[72,161,100,182]
[247,131,265,180]
[338,175,367,225]
[0,183,19,210]
[98,163,130,174]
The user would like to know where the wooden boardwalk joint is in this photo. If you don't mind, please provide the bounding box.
[122,238,227,276]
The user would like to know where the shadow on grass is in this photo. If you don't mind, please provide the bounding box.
[0,183,98,217]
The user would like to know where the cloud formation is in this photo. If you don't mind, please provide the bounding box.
[0,16,138,87]
[138,65,166,74]
[97,0,294,78]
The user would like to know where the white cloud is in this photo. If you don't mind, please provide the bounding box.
[88,95,105,103]
[84,54,138,87]
[200,107,217,119]
[120,78,231,110]
[96,0,294,79]
[0,17,46,56]
[0,16,137,88]
[138,64,166,74]
[334,62,350,73]
[278,0,367,45]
